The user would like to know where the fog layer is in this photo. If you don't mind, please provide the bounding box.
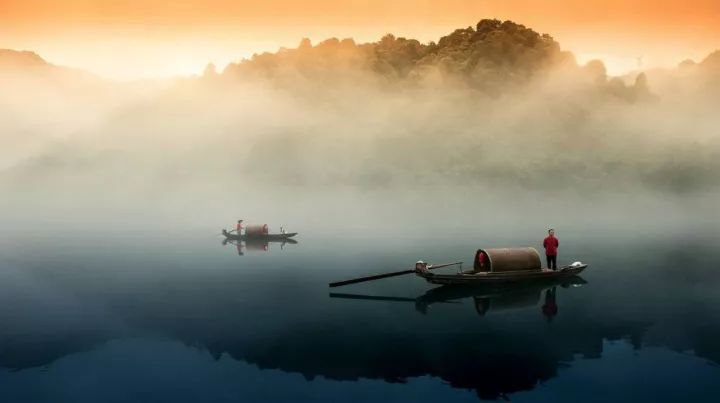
[1,20,719,230]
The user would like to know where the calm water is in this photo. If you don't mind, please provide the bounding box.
[1,227,719,402]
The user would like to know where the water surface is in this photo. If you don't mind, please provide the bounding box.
[1,226,719,402]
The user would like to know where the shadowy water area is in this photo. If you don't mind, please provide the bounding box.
[1,221,719,402]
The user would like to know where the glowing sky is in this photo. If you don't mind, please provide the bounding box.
[1,0,719,79]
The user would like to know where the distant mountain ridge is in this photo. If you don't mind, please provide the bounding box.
[1,19,718,89]
[0,49,49,68]
[0,48,100,88]
[0,48,91,75]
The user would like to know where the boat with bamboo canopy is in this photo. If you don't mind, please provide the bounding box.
[329,247,587,288]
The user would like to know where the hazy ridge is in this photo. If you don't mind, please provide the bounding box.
[1,19,719,225]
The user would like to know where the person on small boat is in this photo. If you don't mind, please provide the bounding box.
[473,249,489,272]
[234,220,244,235]
[543,229,559,270]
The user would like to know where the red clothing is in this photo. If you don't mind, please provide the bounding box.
[236,223,243,232]
[478,252,487,265]
[543,235,559,256]
[474,251,488,270]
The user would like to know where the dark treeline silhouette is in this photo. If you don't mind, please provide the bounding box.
[221,19,652,100]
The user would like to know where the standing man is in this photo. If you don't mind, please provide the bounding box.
[543,228,559,270]
[236,219,244,235]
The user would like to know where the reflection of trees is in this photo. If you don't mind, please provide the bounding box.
[0,334,108,372]
[0,277,646,400]
[210,318,646,400]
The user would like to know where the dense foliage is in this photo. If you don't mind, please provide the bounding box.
[224,20,568,90]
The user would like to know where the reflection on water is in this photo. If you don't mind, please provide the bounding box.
[331,277,586,317]
[1,230,720,402]
[222,237,299,255]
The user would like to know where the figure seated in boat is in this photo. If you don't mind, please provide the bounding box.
[473,249,490,273]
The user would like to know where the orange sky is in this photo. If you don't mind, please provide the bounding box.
[1,0,719,79]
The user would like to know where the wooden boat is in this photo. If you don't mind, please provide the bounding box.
[416,266,587,285]
[222,229,298,241]
[415,248,587,285]
[329,247,588,288]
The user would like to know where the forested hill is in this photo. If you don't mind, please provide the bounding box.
[220,19,656,99]
[1,19,719,197]
[223,20,569,86]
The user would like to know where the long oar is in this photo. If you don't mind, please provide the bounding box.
[328,261,462,288]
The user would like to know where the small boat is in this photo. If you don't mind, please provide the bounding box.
[329,247,587,288]
[416,265,586,285]
[222,229,298,241]
[415,247,587,285]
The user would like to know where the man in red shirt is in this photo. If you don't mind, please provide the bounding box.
[543,228,559,270]
[235,219,244,235]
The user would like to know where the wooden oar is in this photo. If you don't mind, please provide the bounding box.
[328,261,462,288]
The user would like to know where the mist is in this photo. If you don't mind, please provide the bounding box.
[1,20,719,235]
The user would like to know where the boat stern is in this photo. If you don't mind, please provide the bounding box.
[415,261,430,274]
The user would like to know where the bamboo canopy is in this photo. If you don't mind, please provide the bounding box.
[479,248,542,273]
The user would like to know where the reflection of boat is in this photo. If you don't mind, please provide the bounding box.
[222,235,298,255]
[222,229,298,241]
[331,276,587,316]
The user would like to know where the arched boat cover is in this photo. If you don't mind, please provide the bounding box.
[245,224,269,236]
[481,247,542,273]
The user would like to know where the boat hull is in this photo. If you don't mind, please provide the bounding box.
[417,265,587,285]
